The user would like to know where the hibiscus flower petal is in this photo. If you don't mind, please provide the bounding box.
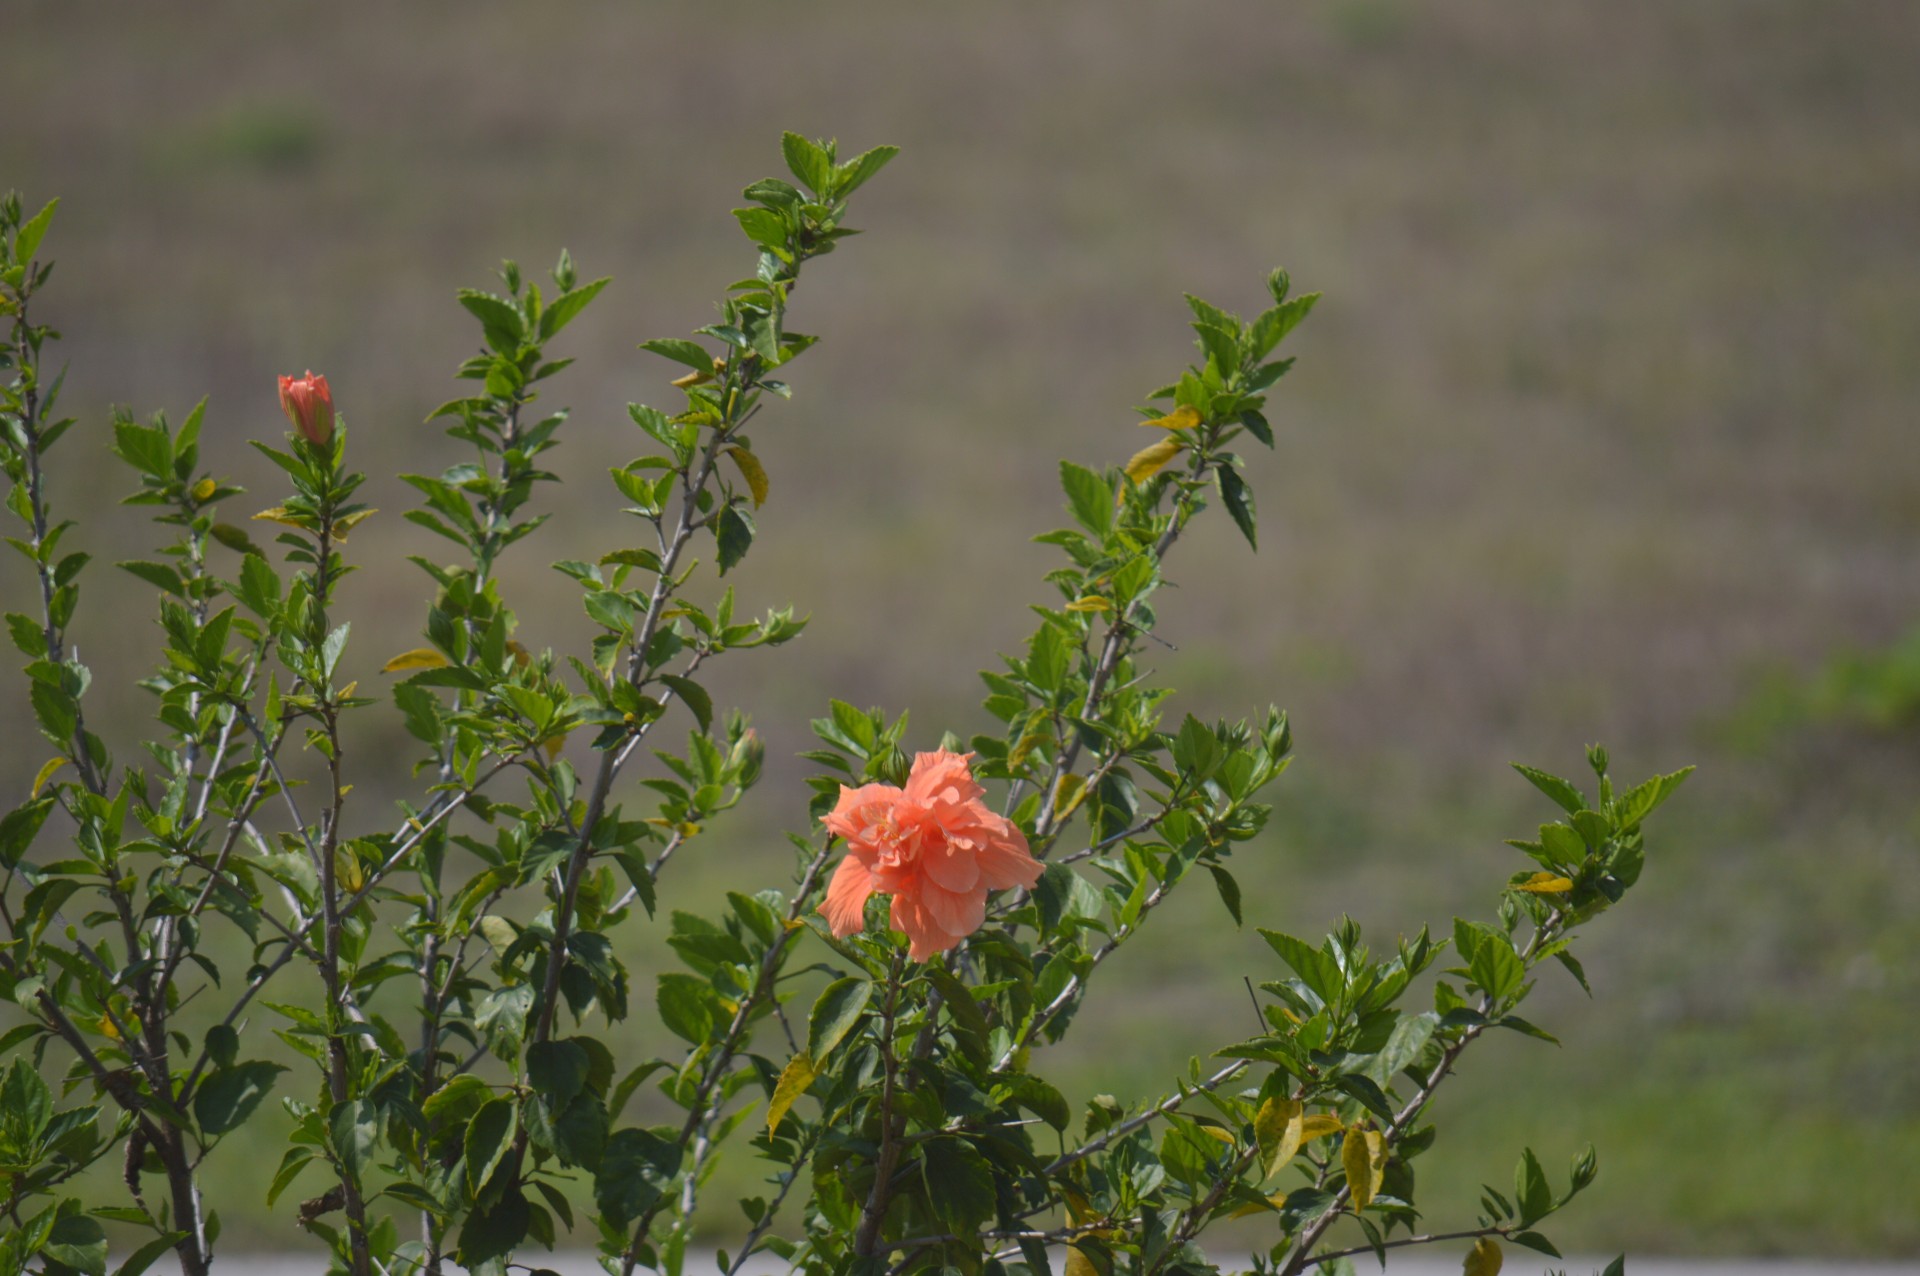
[822,782,907,844]
[819,856,877,937]
[921,839,981,893]
[915,879,987,939]
[971,813,1043,890]
[891,893,965,962]
[905,749,984,809]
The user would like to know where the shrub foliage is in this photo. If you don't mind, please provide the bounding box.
[0,138,1684,1276]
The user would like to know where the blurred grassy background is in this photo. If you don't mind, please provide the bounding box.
[4,0,1918,1258]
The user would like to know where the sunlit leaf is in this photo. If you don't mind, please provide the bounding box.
[1342,1126,1385,1210]
[1141,405,1202,431]
[1254,1095,1304,1179]
[382,648,450,673]
[30,756,66,797]
[1125,438,1184,483]
[767,1052,816,1134]
[725,446,770,507]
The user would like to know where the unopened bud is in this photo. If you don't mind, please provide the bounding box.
[278,370,335,446]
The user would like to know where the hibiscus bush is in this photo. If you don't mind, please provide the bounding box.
[0,139,1684,1276]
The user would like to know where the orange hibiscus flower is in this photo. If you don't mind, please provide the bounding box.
[819,749,1042,961]
[277,370,335,446]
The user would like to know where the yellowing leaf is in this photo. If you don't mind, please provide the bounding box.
[251,506,309,529]
[335,849,365,894]
[1342,1126,1386,1210]
[1065,595,1112,613]
[1341,1127,1370,1207]
[1141,405,1202,432]
[209,522,259,554]
[1053,773,1089,821]
[1464,1237,1503,1276]
[477,915,517,954]
[381,648,450,673]
[332,508,378,539]
[1516,872,1575,894]
[98,1014,120,1040]
[31,756,68,797]
[726,446,770,507]
[1063,1248,1097,1276]
[542,732,569,762]
[1300,1113,1345,1142]
[1125,438,1184,484]
[191,477,218,502]
[1254,1096,1305,1180]
[1009,732,1050,770]
[767,1051,817,1134]
[1197,1124,1236,1145]
[670,368,714,388]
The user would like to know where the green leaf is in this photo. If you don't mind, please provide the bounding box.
[1218,463,1257,549]
[656,972,717,1044]
[926,964,990,1067]
[1554,949,1592,996]
[1469,934,1525,1002]
[1001,1072,1070,1131]
[1207,864,1242,926]
[118,560,184,596]
[595,1127,681,1227]
[458,289,526,348]
[1239,408,1274,448]
[465,1096,517,1193]
[922,1137,996,1232]
[1258,929,1341,1005]
[1366,1011,1437,1086]
[44,1212,108,1276]
[807,977,872,1060]
[1515,1147,1554,1224]
[0,796,54,869]
[734,207,791,253]
[659,674,712,734]
[265,1150,315,1209]
[550,1093,609,1170]
[716,503,755,575]
[112,1231,190,1276]
[526,1040,589,1109]
[457,1187,530,1266]
[1172,714,1222,780]
[1512,764,1585,817]
[15,197,59,264]
[1249,292,1319,359]
[638,338,714,372]
[781,132,834,196]
[538,276,610,340]
[329,1099,380,1182]
[194,1061,286,1136]
[0,1057,52,1144]
[1059,461,1113,537]
[836,144,899,197]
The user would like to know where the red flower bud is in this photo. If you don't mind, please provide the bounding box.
[277,370,335,446]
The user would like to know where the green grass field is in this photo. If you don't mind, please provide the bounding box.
[4,0,1917,1256]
